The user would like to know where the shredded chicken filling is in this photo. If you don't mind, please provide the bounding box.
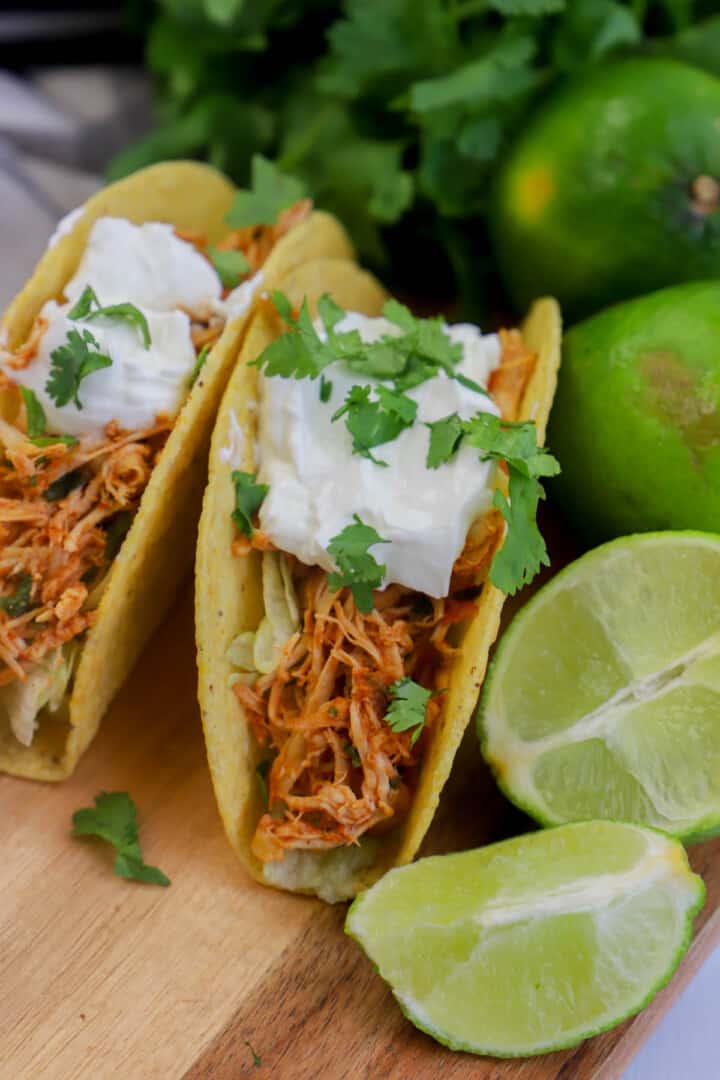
[235,329,537,861]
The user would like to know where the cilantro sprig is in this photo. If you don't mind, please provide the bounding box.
[208,246,251,288]
[20,386,78,447]
[332,383,417,464]
[68,284,151,348]
[46,328,112,410]
[386,677,433,745]
[226,154,307,228]
[231,470,269,539]
[426,411,560,594]
[327,515,388,613]
[0,573,34,618]
[72,791,170,886]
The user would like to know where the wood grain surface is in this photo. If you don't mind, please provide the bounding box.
[1,524,718,1080]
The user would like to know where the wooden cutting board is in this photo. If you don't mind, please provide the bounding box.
[1,526,718,1080]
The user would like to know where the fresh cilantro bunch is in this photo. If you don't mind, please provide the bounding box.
[113,0,703,314]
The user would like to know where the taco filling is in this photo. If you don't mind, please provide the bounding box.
[224,296,559,867]
[0,193,310,748]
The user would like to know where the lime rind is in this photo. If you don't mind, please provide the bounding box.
[478,531,720,842]
[346,823,705,1058]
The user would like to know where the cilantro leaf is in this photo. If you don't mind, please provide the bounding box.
[21,386,78,447]
[84,304,151,349]
[386,677,432,745]
[490,470,549,594]
[245,1042,262,1069]
[462,413,560,594]
[208,245,251,288]
[69,284,151,348]
[327,514,388,613]
[188,344,210,389]
[29,434,78,448]
[454,372,490,397]
[332,383,417,464]
[426,413,465,468]
[20,387,47,438]
[46,329,112,410]
[67,284,100,320]
[226,154,306,228]
[43,469,86,503]
[319,374,333,402]
[231,470,269,538]
[0,573,34,618]
[72,791,170,886]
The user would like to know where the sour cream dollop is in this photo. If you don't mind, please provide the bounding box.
[256,313,502,598]
[64,217,223,318]
[12,301,196,436]
[5,216,226,437]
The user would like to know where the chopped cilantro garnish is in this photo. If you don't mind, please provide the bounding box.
[188,344,210,389]
[29,434,78,448]
[226,154,306,228]
[20,387,46,438]
[319,374,333,402]
[67,284,100,320]
[254,293,462,397]
[20,386,78,446]
[208,246,250,288]
[425,413,465,469]
[231,470,269,538]
[386,677,432,745]
[463,413,560,595]
[332,383,417,464]
[68,284,151,348]
[46,328,112,410]
[454,372,490,397]
[327,514,388,613]
[0,573,34,618]
[245,1041,262,1069]
[44,469,86,503]
[72,791,170,886]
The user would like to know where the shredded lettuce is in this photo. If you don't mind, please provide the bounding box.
[226,552,300,683]
[1,644,77,746]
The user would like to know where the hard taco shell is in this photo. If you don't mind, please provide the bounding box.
[0,161,354,780]
[196,257,561,900]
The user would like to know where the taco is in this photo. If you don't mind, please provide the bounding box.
[0,159,354,780]
[196,258,561,901]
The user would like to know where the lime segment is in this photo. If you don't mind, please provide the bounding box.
[480,532,720,841]
[346,822,704,1057]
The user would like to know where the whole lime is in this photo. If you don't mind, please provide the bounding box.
[548,280,720,542]
[491,59,720,321]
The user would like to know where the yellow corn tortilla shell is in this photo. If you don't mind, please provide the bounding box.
[196,266,561,900]
[0,161,354,780]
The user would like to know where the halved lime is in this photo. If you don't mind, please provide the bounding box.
[480,532,720,842]
[347,822,703,1057]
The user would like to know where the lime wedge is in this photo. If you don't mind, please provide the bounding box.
[346,822,704,1057]
[480,532,720,842]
